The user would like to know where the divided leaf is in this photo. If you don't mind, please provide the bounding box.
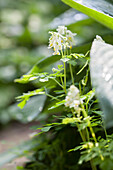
[16,88,45,109]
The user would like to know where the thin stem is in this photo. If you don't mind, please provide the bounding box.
[83,69,89,94]
[73,110,97,170]
[81,104,104,161]
[66,47,68,55]
[77,123,97,170]
[60,76,64,87]
[61,49,67,94]
[61,49,64,57]
[76,123,86,141]
[79,82,82,95]
[64,61,67,94]
[72,110,86,142]
[69,63,74,85]
[45,93,60,101]
[51,78,64,89]
[90,160,97,170]
[86,102,89,113]
[86,127,90,141]
[81,104,97,143]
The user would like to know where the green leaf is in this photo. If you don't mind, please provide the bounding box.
[60,58,70,62]
[68,145,82,152]
[77,60,89,75]
[92,111,103,116]
[67,60,77,66]
[16,89,45,109]
[78,121,89,131]
[15,55,61,84]
[62,117,81,124]
[48,100,65,110]
[71,53,85,59]
[3,95,46,123]
[62,0,113,30]
[81,89,95,104]
[39,77,49,82]
[30,55,61,74]
[17,99,27,109]
[41,126,52,132]
[90,36,113,127]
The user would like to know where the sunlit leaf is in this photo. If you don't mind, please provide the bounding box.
[48,100,65,110]
[16,89,45,109]
[41,126,52,132]
[62,0,113,30]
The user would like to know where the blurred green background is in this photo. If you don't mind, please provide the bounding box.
[0,0,70,124]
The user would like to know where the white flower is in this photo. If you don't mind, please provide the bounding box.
[57,26,67,35]
[63,42,70,49]
[48,26,77,55]
[69,85,79,95]
[48,32,62,55]
[53,44,60,55]
[48,32,59,48]
[66,30,77,48]
[65,85,82,110]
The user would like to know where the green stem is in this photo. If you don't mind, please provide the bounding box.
[81,104,97,143]
[81,104,104,161]
[60,76,64,87]
[51,78,64,89]
[69,63,74,85]
[77,123,97,170]
[90,160,97,170]
[86,127,90,141]
[74,110,97,170]
[79,82,82,95]
[86,102,89,113]
[76,123,86,142]
[64,62,67,93]
[61,49,67,94]
[45,93,60,101]
[72,111,86,142]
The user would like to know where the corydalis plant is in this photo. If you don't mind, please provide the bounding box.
[48,26,77,93]
[48,27,103,170]
[16,26,108,170]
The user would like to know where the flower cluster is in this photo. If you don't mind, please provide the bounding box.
[65,85,82,110]
[48,26,77,55]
